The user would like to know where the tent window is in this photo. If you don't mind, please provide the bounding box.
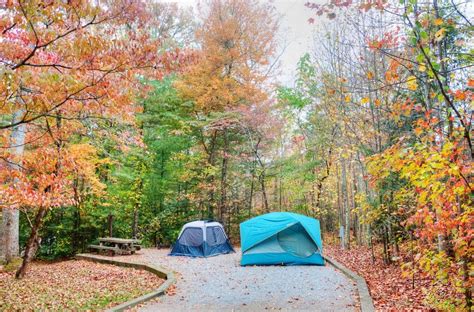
[206,226,226,246]
[277,223,318,258]
[243,235,284,255]
[178,227,203,246]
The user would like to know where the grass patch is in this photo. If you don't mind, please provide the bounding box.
[1,257,22,272]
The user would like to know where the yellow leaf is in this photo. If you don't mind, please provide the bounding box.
[403,108,411,117]
[419,64,426,72]
[345,95,351,103]
[435,28,446,42]
[367,71,374,80]
[434,18,443,26]
[361,97,370,104]
[407,75,418,91]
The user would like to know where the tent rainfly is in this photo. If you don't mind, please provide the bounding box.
[240,212,324,266]
[169,220,234,257]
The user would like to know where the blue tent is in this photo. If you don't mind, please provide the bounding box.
[240,212,324,266]
[170,220,234,257]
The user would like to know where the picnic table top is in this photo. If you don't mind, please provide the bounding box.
[99,237,141,244]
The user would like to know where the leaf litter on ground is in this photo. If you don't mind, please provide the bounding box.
[0,259,163,311]
[325,243,435,311]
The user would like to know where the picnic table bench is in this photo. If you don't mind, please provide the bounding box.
[89,237,141,256]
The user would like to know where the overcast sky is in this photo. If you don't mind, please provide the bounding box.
[159,0,319,86]
[271,0,319,85]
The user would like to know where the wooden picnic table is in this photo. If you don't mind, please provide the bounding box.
[99,237,141,244]
[89,237,141,256]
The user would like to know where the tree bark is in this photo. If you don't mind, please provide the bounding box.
[248,167,255,217]
[219,129,229,223]
[108,214,114,237]
[369,225,375,263]
[72,206,81,253]
[132,178,142,239]
[259,172,269,212]
[253,137,268,212]
[15,207,48,279]
[1,209,20,264]
[206,131,218,218]
[132,208,138,239]
[351,163,360,245]
[1,109,26,263]
[341,159,350,249]
[278,174,282,211]
[15,111,62,278]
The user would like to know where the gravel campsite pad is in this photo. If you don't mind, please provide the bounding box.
[120,249,358,311]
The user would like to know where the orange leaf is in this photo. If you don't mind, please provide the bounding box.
[434,18,443,26]
[454,90,466,101]
[468,78,474,88]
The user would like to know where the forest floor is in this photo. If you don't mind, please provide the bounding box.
[325,242,433,311]
[98,248,358,312]
[0,259,163,311]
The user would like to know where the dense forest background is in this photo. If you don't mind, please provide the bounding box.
[0,0,472,309]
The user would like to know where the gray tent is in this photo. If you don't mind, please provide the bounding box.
[169,220,234,257]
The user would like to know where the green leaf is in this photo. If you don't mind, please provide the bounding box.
[416,54,424,63]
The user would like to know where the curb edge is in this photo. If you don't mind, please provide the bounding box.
[324,255,375,312]
[75,253,176,312]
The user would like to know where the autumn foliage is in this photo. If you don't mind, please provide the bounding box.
[303,0,473,309]
[173,0,279,224]
[0,0,471,310]
[0,0,189,278]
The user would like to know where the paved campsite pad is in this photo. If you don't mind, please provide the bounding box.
[117,248,358,311]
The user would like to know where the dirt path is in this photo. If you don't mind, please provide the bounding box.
[118,248,358,311]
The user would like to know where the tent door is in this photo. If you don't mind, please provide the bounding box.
[277,223,319,258]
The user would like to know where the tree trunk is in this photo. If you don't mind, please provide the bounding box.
[248,169,255,217]
[72,206,81,253]
[207,131,218,218]
[310,166,317,216]
[132,206,138,239]
[16,207,48,279]
[382,226,391,265]
[336,163,344,247]
[219,130,229,223]
[108,214,114,237]
[1,209,20,264]
[132,176,143,239]
[369,225,375,263]
[351,163,360,245]
[279,174,282,211]
[273,175,279,210]
[1,108,26,263]
[341,159,350,250]
[260,172,269,212]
